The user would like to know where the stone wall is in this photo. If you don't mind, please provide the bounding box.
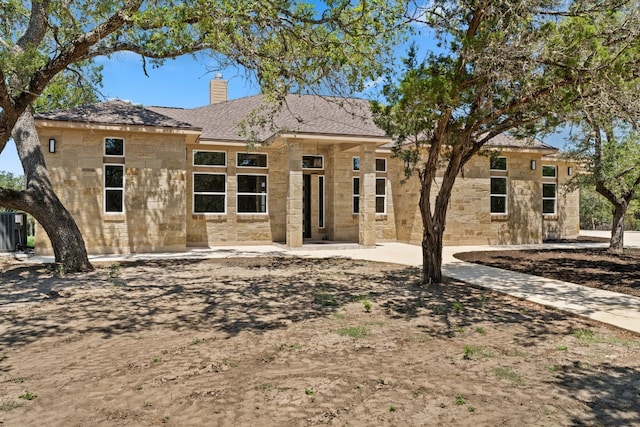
[36,127,188,255]
[35,127,579,254]
[389,150,579,246]
[185,141,394,246]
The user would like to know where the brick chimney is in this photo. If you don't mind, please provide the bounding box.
[209,74,228,104]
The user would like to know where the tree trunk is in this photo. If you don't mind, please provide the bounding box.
[1,111,93,272]
[421,217,443,284]
[418,146,470,284]
[609,203,626,253]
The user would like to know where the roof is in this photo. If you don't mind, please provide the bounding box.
[35,100,200,130]
[148,94,387,142]
[34,97,557,153]
[484,133,556,151]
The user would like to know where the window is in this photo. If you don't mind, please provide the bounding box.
[237,153,267,168]
[375,158,387,172]
[193,173,226,213]
[376,178,386,214]
[490,177,507,214]
[104,164,124,213]
[353,177,360,214]
[542,165,557,177]
[543,183,557,214]
[353,156,360,171]
[105,137,124,156]
[318,176,325,228]
[490,156,507,171]
[237,174,267,213]
[194,150,226,167]
[303,155,323,169]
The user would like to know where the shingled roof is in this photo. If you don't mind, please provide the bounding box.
[484,133,556,151]
[35,100,200,130]
[149,94,388,142]
[35,96,557,153]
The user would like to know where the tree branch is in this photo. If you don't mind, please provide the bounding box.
[14,0,144,112]
[16,0,50,49]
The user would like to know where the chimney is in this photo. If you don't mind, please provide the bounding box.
[209,74,228,104]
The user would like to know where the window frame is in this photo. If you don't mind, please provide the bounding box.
[236,173,268,214]
[490,156,507,171]
[318,175,325,228]
[542,165,557,177]
[236,152,268,168]
[302,155,324,170]
[352,176,360,214]
[490,176,508,214]
[375,177,387,214]
[104,163,125,213]
[375,158,387,173]
[193,150,226,167]
[192,172,227,214]
[352,156,360,172]
[542,182,557,214]
[104,137,125,157]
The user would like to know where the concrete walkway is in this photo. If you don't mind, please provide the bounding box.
[14,231,640,335]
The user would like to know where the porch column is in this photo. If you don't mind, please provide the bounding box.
[286,141,304,248]
[359,143,376,247]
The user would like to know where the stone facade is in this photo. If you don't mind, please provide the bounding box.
[389,150,579,246]
[36,123,197,255]
[33,96,579,256]
[183,138,390,248]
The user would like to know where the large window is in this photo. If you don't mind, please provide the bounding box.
[490,156,507,171]
[303,155,323,169]
[543,183,557,214]
[353,177,360,214]
[193,173,226,213]
[351,177,386,214]
[105,137,124,157]
[542,165,557,177]
[375,158,387,172]
[490,177,507,214]
[194,150,226,167]
[237,174,267,213]
[237,153,267,168]
[104,164,124,213]
[376,178,386,214]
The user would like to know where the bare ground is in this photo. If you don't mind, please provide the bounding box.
[0,255,639,426]
[455,247,640,297]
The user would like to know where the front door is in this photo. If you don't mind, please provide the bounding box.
[303,174,312,238]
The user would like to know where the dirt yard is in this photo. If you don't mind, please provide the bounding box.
[455,247,640,297]
[1,256,639,426]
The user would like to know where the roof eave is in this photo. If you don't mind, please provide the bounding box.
[35,118,202,135]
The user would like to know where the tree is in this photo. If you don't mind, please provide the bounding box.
[579,187,611,230]
[568,116,640,252]
[0,0,404,272]
[372,1,640,284]
[0,171,25,192]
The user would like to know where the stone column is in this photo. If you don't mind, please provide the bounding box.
[359,143,376,247]
[286,141,304,248]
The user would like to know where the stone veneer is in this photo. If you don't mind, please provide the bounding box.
[389,149,579,246]
[36,127,190,255]
[35,128,578,255]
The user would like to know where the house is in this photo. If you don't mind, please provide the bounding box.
[33,78,579,255]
